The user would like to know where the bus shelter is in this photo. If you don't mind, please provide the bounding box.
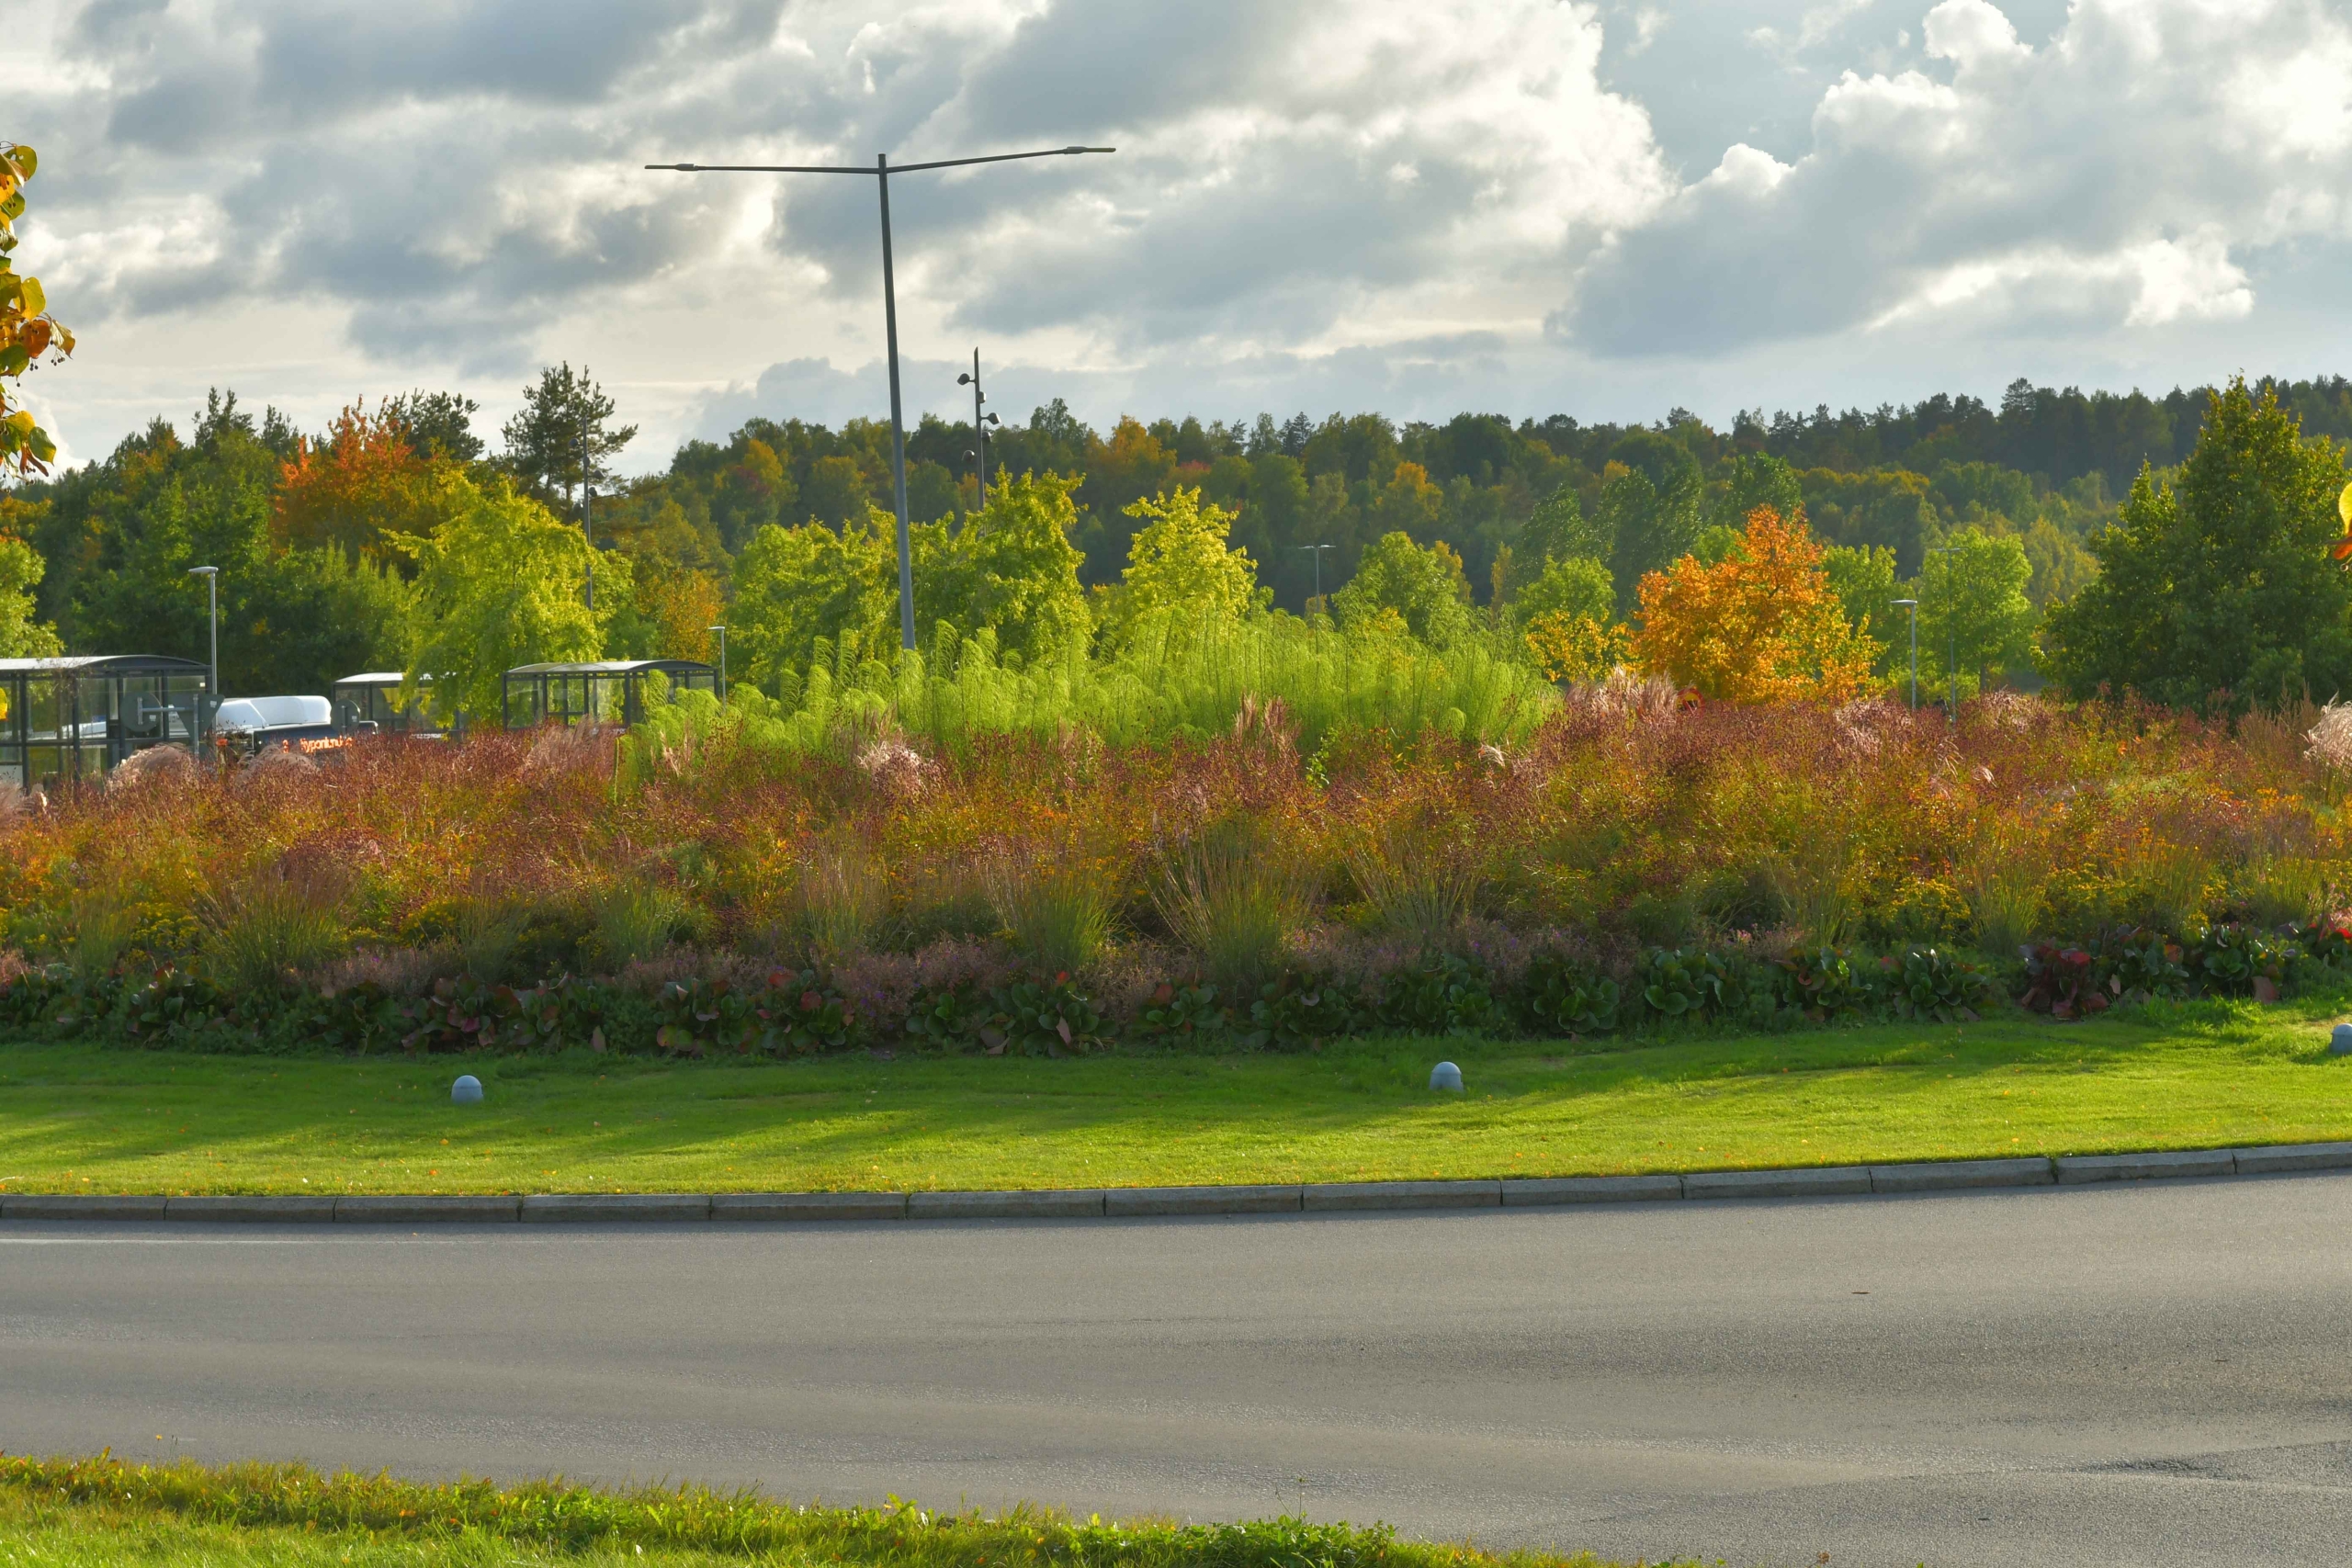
[333,671,442,736]
[500,660,716,729]
[0,655,210,791]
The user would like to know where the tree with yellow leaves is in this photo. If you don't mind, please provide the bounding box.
[1631,506,1877,703]
[1,141,75,476]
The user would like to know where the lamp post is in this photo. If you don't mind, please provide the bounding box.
[707,625,728,701]
[1297,542,1335,606]
[1930,545,1960,719]
[1892,598,1920,710]
[650,144,1114,649]
[186,566,219,751]
[956,348,1001,509]
[580,412,595,613]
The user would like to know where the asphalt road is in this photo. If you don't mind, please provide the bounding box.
[6,1177,2352,1568]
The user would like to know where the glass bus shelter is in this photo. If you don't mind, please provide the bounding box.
[500,660,716,729]
[0,655,210,791]
[333,671,442,736]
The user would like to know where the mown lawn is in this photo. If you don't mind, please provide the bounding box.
[2,995,2349,1197]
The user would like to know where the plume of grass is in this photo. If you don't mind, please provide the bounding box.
[1340,815,1485,947]
[68,891,144,977]
[796,831,886,960]
[199,859,349,993]
[1155,815,1315,995]
[2241,855,2324,928]
[2124,844,2214,938]
[591,881,690,972]
[983,844,1116,975]
[1965,843,2044,957]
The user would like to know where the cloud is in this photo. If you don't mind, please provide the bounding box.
[19,0,2352,474]
[1561,0,2352,357]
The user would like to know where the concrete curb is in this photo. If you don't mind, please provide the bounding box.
[521,1194,712,1224]
[2056,1150,2236,1184]
[337,1195,521,1224]
[1304,1179,1499,1211]
[7,1143,2349,1226]
[166,1195,336,1223]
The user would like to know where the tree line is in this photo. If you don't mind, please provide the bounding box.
[0,366,2346,716]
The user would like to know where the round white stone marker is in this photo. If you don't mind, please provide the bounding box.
[1430,1060,1464,1091]
[451,1074,484,1105]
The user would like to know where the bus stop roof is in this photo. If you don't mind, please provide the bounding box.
[504,660,715,675]
[0,655,209,676]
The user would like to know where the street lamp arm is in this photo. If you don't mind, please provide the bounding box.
[647,163,875,175]
[647,147,1113,177]
[889,145,1114,174]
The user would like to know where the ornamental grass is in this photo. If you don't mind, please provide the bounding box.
[3,687,2350,1054]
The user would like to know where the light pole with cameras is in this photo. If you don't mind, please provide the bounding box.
[956,348,1001,510]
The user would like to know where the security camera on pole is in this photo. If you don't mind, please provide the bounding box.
[957,348,1001,510]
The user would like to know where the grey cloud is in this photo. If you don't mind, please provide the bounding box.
[949,0,1307,141]
[1564,0,2352,357]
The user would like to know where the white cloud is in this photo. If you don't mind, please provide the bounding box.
[1561,0,2352,357]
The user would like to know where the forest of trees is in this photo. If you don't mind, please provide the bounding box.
[4,368,2351,709]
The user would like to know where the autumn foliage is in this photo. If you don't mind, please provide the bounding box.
[1631,507,1876,704]
[273,403,441,558]
[0,141,74,476]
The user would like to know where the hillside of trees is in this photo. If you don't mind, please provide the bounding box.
[4,369,2350,706]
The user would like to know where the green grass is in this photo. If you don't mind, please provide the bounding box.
[5,994,2351,1197]
[0,1455,1652,1568]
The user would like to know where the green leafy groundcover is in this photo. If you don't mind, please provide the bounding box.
[0,915,2334,1061]
[0,1455,1657,1568]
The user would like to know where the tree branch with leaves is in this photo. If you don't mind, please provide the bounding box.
[0,141,75,476]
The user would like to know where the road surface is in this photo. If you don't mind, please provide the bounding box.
[6,1176,2352,1567]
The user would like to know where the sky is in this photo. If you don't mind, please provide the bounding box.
[12,0,2352,474]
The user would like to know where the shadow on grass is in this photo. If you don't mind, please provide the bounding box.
[4,991,2350,1190]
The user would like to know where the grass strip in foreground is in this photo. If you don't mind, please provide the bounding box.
[0,1455,1661,1568]
[3,993,2350,1197]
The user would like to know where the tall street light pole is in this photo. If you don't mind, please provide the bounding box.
[580,412,595,613]
[708,625,728,701]
[187,565,219,752]
[649,144,1114,649]
[1930,545,1960,720]
[1893,598,1919,710]
[956,348,1001,509]
[1297,542,1335,605]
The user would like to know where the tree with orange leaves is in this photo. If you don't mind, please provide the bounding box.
[1631,506,1877,704]
[273,401,449,558]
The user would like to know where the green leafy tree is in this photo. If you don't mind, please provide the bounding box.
[1511,553,1613,629]
[1519,481,1611,568]
[1823,542,1899,675]
[1599,468,1703,615]
[1713,454,1804,532]
[1101,485,1263,645]
[395,473,628,724]
[2042,378,2351,712]
[1332,530,1473,647]
[0,530,62,655]
[915,471,1090,660]
[1915,527,2035,700]
[730,513,897,688]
